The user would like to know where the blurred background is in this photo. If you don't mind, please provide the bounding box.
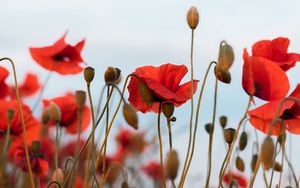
[1,0,300,187]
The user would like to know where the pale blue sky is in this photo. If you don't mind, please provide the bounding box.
[1,0,300,187]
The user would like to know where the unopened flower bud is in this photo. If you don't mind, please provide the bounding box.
[138,82,153,107]
[205,123,212,134]
[75,90,86,111]
[187,6,199,29]
[215,41,234,84]
[165,150,179,180]
[104,67,118,84]
[219,116,227,128]
[162,102,174,119]
[41,107,50,125]
[239,132,248,151]
[123,103,138,130]
[49,101,61,123]
[6,109,15,121]
[214,67,232,84]
[115,68,122,84]
[273,161,282,172]
[235,156,245,172]
[261,136,275,170]
[251,154,258,172]
[52,168,64,183]
[31,141,41,155]
[84,66,95,84]
[224,128,236,145]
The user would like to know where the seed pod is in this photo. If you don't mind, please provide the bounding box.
[261,136,275,170]
[84,66,95,84]
[251,154,258,172]
[205,123,212,134]
[239,132,248,151]
[162,102,174,119]
[52,168,64,183]
[235,156,245,172]
[219,116,227,128]
[6,109,15,121]
[273,161,282,172]
[187,6,199,29]
[104,67,118,84]
[31,141,41,155]
[41,107,50,125]
[121,181,129,188]
[138,82,153,107]
[49,101,61,123]
[75,90,86,111]
[224,128,236,145]
[123,103,138,130]
[165,150,179,180]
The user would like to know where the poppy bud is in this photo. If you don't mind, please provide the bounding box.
[31,141,41,155]
[165,149,179,180]
[251,154,258,172]
[162,102,174,119]
[187,6,199,29]
[235,156,245,172]
[52,168,64,183]
[75,90,86,111]
[278,132,286,146]
[261,136,275,170]
[214,68,232,84]
[224,128,236,145]
[123,103,138,129]
[219,116,227,128]
[6,109,14,121]
[121,181,129,188]
[205,123,212,134]
[273,161,282,172]
[170,117,177,122]
[84,66,95,84]
[138,82,153,107]
[217,41,234,72]
[49,101,61,123]
[104,67,118,84]
[239,132,248,151]
[41,107,50,125]
[115,68,122,84]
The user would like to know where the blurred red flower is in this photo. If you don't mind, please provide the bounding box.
[59,139,88,160]
[0,67,10,99]
[127,63,198,113]
[141,161,162,181]
[252,37,300,71]
[223,171,247,188]
[116,128,147,154]
[29,33,85,75]
[43,93,91,134]
[242,49,290,101]
[249,84,300,135]
[11,73,41,98]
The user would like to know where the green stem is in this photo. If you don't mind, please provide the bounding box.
[167,119,173,149]
[157,103,166,188]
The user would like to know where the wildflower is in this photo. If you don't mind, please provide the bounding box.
[0,66,10,99]
[11,73,40,98]
[141,161,162,181]
[223,171,247,188]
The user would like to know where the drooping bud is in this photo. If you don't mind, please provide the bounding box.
[224,128,236,145]
[41,107,50,125]
[162,102,174,119]
[75,90,86,111]
[6,109,15,121]
[214,68,232,84]
[187,6,199,29]
[104,67,118,84]
[52,168,64,183]
[138,82,153,107]
[235,156,245,172]
[205,123,212,134]
[219,116,228,128]
[31,141,41,155]
[251,154,258,172]
[273,161,282,172]
[121,181,129,188]
[261,136,275,170]
[49,101,61,123]
[278,131,286,146]
[84,66,95,84]
[165,150,179,180]
[123,103,138,129]
[215,41,234,84]
[239,132,248,151]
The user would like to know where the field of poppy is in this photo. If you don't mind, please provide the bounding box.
[1,2,300,188]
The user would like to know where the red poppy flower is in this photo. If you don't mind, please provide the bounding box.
[141,161,162,181]
[0,100,39,137]
[43,93,91,134]
[12,73,40,98]
[242,49,290,101]
[116,128,147,154]
[249,84,300,135]
[252,37,300,71]
[0,66,10,99]
[223,171,247,188]
[127,63,198,113]
[9,142,49,177]
[29,33,85,75]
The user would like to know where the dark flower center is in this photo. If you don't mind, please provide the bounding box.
[52,54,71,62]
[281,110,294,120]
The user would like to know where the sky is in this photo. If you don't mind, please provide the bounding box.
[1,0,300,187]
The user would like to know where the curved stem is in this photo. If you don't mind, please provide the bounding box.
[32,71,52,112]
[157,102,166,188]
[0,57,35,188]
[218,147,230,188]
[167,119,173,149]
[268,137,279,188]
[284,150,299,187]
[54,123,60,170]
[249,155,262,188]
[102,86,110,178]
[279,137,285,187]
